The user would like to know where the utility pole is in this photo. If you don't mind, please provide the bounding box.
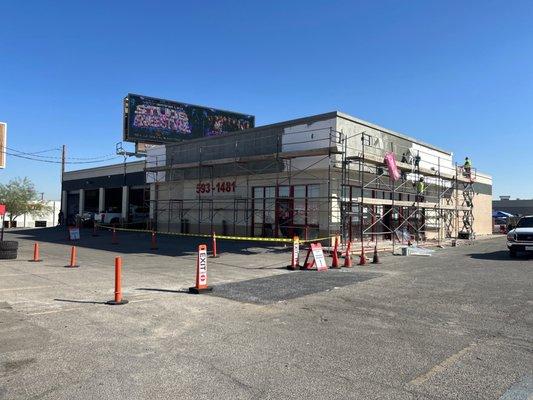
[60,144,66,222]
[61,144,66,178]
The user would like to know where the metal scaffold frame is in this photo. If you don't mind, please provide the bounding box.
[143,125,476,251]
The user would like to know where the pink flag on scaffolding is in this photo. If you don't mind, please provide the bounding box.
[384,152,401,181]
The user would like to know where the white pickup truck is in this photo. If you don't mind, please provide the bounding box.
[506,215,533,257]
[95,212,122,225]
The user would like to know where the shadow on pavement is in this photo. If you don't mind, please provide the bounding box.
[469,250,533,261]
[136,288,189,294]
[54,298,108,305]
[6,226,292,258]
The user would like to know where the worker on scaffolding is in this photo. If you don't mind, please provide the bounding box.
[401,151,413,181]
[414,153,421,169]
[415,177,425,202]
[463,157,472,178]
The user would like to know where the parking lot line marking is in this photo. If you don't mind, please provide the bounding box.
[0,271,75,277]
[0,285,54,292]
[128,298,154,304]
[27,307,84,316]
[409,342,478,386]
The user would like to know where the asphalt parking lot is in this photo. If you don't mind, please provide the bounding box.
[0,227,532,399]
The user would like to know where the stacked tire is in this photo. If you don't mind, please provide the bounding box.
[0,241,18,260]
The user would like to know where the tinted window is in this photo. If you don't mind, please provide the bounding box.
[517,217,533,228]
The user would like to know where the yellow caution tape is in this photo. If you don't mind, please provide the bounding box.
[95,223,331,244]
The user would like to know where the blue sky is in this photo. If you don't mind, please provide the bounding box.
[1,0,532,199]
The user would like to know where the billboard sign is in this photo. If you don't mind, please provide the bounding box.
[0,122,6,169]
[123,94,255,144]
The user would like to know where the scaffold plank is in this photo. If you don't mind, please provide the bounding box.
[145,147,338,172]
[353,197,470,211]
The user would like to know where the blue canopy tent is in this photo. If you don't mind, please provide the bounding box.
[492,211,514,218]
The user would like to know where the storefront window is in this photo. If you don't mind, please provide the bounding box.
[307,185,320,226]
[278,186,290,198]
[253,187,263,199]
[293,185,306,225]
[252,184,322,237]
[294,186,305,198]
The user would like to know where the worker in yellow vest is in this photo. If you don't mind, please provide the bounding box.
[463,157,472,177]
[415,177,425,202]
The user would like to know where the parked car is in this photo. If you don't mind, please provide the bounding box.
[506,215,533,257]
[95,208,122,225]
[78,211,96,227]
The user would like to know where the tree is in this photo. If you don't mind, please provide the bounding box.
[0,178,52,224]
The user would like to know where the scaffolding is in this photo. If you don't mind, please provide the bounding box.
[143,125,476,251]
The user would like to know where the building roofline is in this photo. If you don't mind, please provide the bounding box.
[164,112,339,150]
[164,110,453,155]
[64,160,145,176]
[335,111,452,155]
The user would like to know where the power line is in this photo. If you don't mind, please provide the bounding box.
[3,151,120,164]
[4,146,118,161]
[25,147,62,155]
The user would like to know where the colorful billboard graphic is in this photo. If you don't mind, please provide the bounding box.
[123,94,254,144]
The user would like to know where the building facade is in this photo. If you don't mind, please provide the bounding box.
[62,161,148,223]
[492,198,533,217]
[63,111,493,246]
[4,200,61,228]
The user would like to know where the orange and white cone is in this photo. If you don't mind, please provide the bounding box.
[111,227,118,245]
[372,245,380,264]
[29,242,43,262]
[358,244,366,266]
[344,240,353,268]
[150,231,158,250]
[189,244,213,294]
[330,236,340,269]
[107,256,128,305]
[287,236,300,270]
[65,246,79,268]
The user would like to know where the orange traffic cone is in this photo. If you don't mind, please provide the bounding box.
[150,231,158,250]
[107,256,128,305]
[111,227,118,245]
[331,236,340,269]
[372,245,380,264]
[358,245,366,266]
[344,240,353,268]
[301,247,314,270]
[189,244,213,294]
[29,242,42,262]
[65,246,79,268]
[210,231,219,258]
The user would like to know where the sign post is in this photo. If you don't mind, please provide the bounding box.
[311,243,328,272]
[0,204,6,242]
[68,227,80,241]
[189,244,213,294]
[287,236,300,270]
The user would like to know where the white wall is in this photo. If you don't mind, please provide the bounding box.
[8,200,61,228]
[146,145,166,183]
[282,118,338,171]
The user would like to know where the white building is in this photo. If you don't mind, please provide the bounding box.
[5,200,61,228]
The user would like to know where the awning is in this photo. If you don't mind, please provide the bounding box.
[492,210,514,218]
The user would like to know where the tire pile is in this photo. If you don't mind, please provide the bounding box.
[0,241,18,259]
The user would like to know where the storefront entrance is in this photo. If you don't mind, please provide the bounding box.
[252,184,320,239]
